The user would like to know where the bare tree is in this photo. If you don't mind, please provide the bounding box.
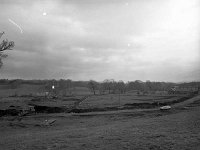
[87,80,98,95]
[102,79,116,94]
[116,80,126,94]
[0,32,15,68]
[97,83,105,95]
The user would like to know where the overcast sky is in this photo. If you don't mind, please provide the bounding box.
[0,0,199,82]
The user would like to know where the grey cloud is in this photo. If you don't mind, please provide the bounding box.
[0,0,199,82]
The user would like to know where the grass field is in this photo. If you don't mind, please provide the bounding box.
[0,92,184,111]
[78,94,183,109]
[0,95,200,150]
[0,85,199,150]
[0,84,46,97]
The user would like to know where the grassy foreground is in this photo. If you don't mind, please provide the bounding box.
[0,95,200,150]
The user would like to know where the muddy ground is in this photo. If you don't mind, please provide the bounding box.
[0,95,200,150]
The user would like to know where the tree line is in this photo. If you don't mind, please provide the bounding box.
[87,79,176,95]
[1,79,200,95]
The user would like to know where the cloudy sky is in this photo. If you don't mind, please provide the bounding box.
[0,0,199,82]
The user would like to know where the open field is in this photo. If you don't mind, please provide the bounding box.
[1,0,200,149]
[0,85,92,98]
[0,85,200,150]
[0,91,188,114]
[0,84,46,97]
[0,95,200,150]
[78,94,183,109]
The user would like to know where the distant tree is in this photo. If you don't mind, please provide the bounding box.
[44,79,58,96]
[116,80,126,94]
[127,80,144,92]
[87,80,98,95]
[145,80,152,92]
[0,32,15,68]
[97,83,105,95]
[102,79,116,94]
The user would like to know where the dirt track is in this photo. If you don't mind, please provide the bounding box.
[172,94,200,108]
[71,94,200,116]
